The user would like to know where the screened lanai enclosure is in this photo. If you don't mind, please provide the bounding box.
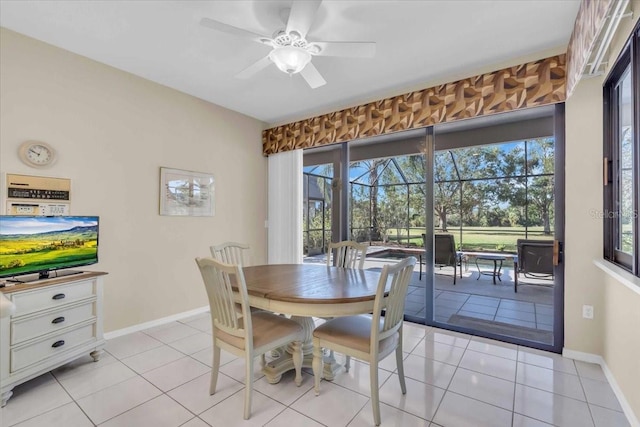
[303,138,555,254]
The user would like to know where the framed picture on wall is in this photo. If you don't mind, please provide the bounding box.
[159,167,215,216]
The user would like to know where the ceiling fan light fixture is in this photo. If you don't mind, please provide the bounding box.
[269,45,311,74]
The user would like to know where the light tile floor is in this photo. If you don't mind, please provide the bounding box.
[0,312,631,427]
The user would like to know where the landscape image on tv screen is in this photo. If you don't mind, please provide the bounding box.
[0,216,99,278]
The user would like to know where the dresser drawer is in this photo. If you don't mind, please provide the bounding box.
[11,280,96,317]
[11,322,96,372]
[11,301,96,345]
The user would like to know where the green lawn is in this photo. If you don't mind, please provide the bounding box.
[385,226,554,253]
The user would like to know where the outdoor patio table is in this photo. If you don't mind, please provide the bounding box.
[475,254,506,284]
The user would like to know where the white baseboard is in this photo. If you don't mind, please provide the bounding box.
[562,348,602,364]
[563,348,639,427]
[104,305,209,340]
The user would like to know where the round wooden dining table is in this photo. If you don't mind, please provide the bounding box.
[241,263,384,317]
[238,263,384,383]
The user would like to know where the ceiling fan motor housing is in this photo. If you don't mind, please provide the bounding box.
[273,30,314,50]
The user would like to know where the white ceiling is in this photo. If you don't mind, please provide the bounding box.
[0,1,581,126]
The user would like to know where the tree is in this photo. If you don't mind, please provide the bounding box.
[303,167,333,252]
[526,139,555,235]
[620,126,634,252]
[350,182,371,241]
[434,148,492,231]
[495,138,554,235]
[434,151,459,231]
[350,159,389,241]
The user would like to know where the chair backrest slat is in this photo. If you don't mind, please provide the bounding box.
[371,257,416,344]
[327,241,368,269]
[195,257,251,339]
[211,242,251,266]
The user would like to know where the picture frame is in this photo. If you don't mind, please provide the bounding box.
[159,167,215,216]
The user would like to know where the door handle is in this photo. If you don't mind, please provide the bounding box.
[553,240,561,266]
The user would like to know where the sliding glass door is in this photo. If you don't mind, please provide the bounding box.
[426,105,564,352]
[302,104,564,353]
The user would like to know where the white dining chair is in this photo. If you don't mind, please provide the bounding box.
[312,256,416,426]
[210,241,262,312]
[210,241,251,266]
[326,240,368,269]
[195,257,304,420]
[324,240,368,370]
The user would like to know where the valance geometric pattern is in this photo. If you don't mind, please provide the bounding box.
[263,54,566,155]
[565,0,615,98]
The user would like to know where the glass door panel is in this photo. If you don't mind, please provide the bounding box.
[430,105,563,352]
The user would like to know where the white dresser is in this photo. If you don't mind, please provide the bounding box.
[0,272,106,406]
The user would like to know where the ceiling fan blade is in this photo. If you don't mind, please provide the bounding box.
[300,62,326,89]
[235,56,272,79]
[286,0,322,38]
[200,17,270,43]
[313,41,376,58]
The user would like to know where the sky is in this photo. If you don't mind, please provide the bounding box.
[0,216,98,235]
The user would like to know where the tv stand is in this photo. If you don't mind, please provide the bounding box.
[5,270,85,284]
[0,271,107,407]
[45,269,84,279]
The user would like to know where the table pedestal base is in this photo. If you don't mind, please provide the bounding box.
[261,316,342,384]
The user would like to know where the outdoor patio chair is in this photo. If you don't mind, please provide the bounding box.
[195,257,304,420]
[430,233,461,284]
[514,239,554,293]
[312,256,417,426]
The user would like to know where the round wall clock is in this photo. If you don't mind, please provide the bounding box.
[18,141,57,168]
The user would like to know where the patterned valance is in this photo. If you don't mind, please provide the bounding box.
[566,0,615,98]
[262,54,566,155]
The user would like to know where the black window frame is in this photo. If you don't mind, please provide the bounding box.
[603,20,640,276]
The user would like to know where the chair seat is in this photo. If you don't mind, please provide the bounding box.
[217,311,303,351]
[313,315,398,355]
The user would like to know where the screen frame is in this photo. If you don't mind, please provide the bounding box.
[0,215,99,279]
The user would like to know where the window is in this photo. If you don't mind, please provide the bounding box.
[603,21,640,276]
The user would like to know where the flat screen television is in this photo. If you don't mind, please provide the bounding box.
[0,215,99,280]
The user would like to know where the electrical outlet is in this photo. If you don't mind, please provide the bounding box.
[582,305,594,319]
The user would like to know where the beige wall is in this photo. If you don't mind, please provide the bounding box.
[564,4,640,420]
[0,29,268,332]
[602,274,640,419]
[564,74,606,355]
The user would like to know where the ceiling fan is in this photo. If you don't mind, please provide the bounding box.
[200,0,376,89]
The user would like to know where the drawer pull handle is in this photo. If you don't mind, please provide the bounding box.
[52,317,65,324]
[52,293,66,300]
[51,340,65,348]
